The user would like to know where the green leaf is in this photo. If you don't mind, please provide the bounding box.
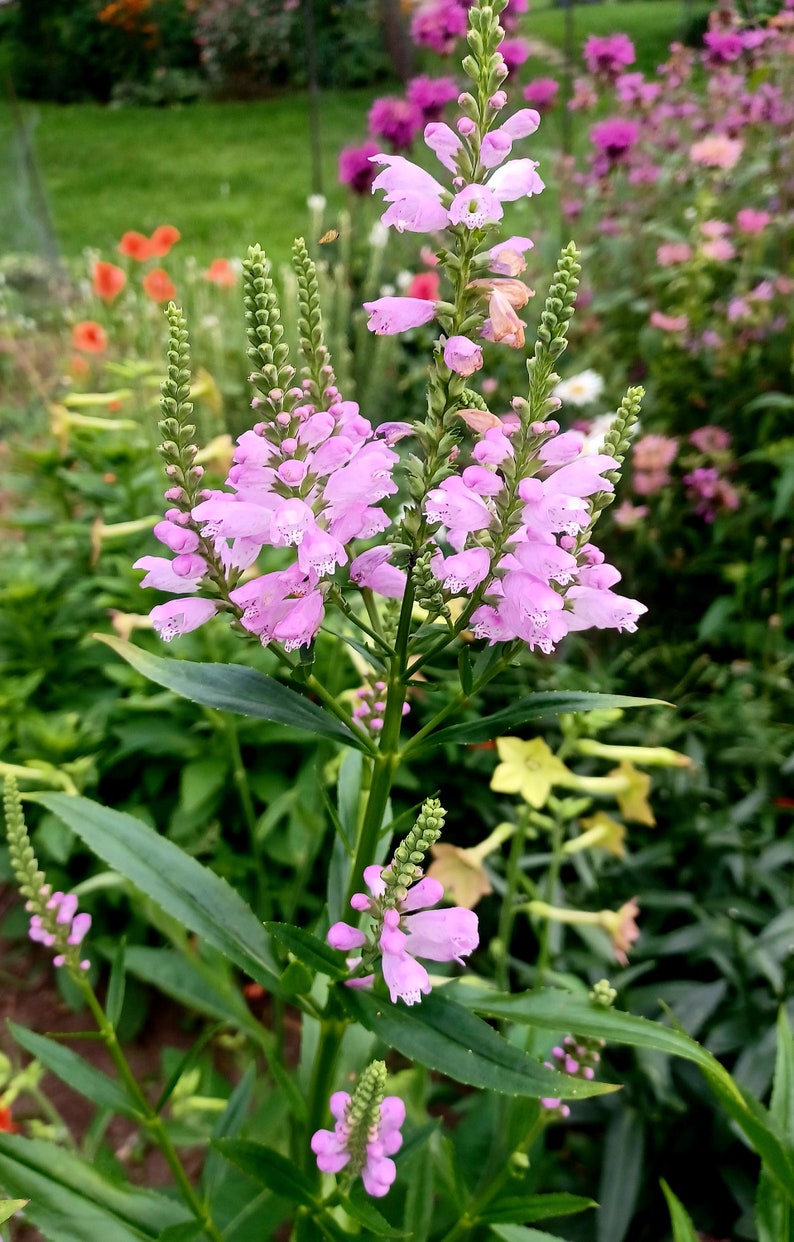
[31,793,286,997]
[0,1134,191,1241]
[97,635,368,752]
[466,989,794,1206]
[203,1066,256,1197]
[597,1110,644,1242]
[157,1225,205,1242]
[211,1140,317,1208]
[341,990,615,1100]
[0,1200,27,1226]
[423,692,666,749]
[757,1010,794,1242]
[264,922,346,980]
[660,1182,699,1242]
[7,1022,138,1119]
[489,1227,571,1242]
[482,1193,597,1226]
[342,1184,408,1236]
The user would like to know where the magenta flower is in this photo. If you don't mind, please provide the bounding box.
[590,117,640,169]
[583,32,635,79]
[410,0,467,54]
[368,97,423,153]
[522,77,559,112]
[338,140,381,195]
[406,74,459,122]
[328,865,479,1006]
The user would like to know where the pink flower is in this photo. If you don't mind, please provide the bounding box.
[407,74,459,121]
[690,134,743,169]
[701,237,735,262]
[703,29,745,65]
[522,78,559,112]
[328,866,479,1006]
[432,546,491,593]
[689,425,731,454]
[632,434,678,472]
[410,0,467,54]
[656,242,692,266]
[311,1091,405,1197]
[407,271,441,301]
[583,32,635,79]
[150,597,219,641]
[363,296,437,334]
[649,311,689,333]
[736,207,771,234]
[443,335,483,376]
[590,117,639,168]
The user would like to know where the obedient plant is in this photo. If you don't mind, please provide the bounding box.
[17,3,792,1240]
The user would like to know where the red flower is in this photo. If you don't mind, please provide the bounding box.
[148,224,181,258]
[142,268,177,303]
[118,230,154,261]
[92,260,126,302]
[407,271,441,301]
[72,320,108,353]
[0,1105,18,1134]
[204,257,237,287]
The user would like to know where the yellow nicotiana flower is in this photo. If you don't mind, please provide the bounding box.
[564,811,626,858]
[490,737,571,809]
[610,761,655,825]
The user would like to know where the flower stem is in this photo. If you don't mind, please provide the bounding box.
[75,973,226,1242]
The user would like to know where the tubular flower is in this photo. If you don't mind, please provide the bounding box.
[311,1061,404,1197]
[328,865,479,1005]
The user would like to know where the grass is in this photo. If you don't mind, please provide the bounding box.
[0,0,708,270]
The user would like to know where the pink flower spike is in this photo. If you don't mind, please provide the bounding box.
[363,296,437,335]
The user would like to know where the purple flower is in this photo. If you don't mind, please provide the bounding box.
[522,78,559,113]
[406,75,459,122]
[368,97,423,153]
[338,140,381,195]
[410,0,467,54]
[583,33,635,79]
[328,865,479,1005]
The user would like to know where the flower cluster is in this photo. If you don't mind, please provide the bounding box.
[327,799,479,1005]
[311,1061,404,1197]
[541,1033,605,1119]
[28,887,92,971]
[329,864,479,1005]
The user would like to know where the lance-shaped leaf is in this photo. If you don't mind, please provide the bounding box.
[31,793,285,997]
[97,635,369,752]
[341,989,615,1100]
[466,988,794,1205]
[420,692,666,750]
[0,1135,191,1241]
[8,1023,138,1119]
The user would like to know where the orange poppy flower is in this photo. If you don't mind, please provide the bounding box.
[92,260,126,302]
[203,257,237,286]
[72,320,108,353]
[118,230,154,261]
[142,268,176,302]
[148,224,181,258]
[0,1105,18,1134]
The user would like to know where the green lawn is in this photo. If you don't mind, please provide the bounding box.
[0,0,708,270]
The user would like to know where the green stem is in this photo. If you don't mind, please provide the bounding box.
[533,813,567,996]
[75,974,226,1242]
[222,714,272,922]
[438,1114,546,1242]
[304,1017,346,1187]
[495,810,528,994]
[305,673,379,756]
[346,576,415,896]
